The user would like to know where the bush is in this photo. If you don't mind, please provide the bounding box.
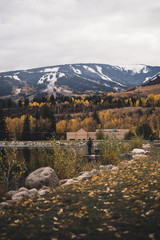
[136,123,153,140]
[98,136,129,165]
[130,135,144,149]
[47,141,82,179]
[0,141,26,193]
[125,130,135,140]
[96,130,105,140]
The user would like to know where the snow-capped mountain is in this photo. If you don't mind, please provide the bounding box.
[0,63,160,98]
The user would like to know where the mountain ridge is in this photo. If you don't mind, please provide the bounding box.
[0,63,160,99]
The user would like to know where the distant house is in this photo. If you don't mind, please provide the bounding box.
[66,128,97,141]
[66,128,129,140]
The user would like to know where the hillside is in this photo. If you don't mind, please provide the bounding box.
[0,63,160,99]
[112,75,160,98]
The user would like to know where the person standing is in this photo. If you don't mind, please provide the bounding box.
[87,137,93,155]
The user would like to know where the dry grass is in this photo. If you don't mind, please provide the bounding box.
[112,84,160,98]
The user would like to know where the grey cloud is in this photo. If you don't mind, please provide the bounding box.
[0,0,160,72]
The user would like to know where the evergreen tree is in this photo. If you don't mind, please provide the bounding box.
[22,114,31,140]
[18,99,22,107]
[24,98,29,107]
[7,98,12,108]
[33,120,39,140]
[50,113,56,137]
[92,110,100,124]
[35,109,40,120]
[0,108,8,140]
[50,95,55,105]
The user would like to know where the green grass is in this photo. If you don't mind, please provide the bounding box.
[0,145,160,240]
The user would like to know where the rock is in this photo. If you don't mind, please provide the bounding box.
[118,160,128,168]
[38,189,48,196]
[142,143,151,149]
[25,167,60,189]
[111,166,119,171]
[133,154,148,159]
[6,190,17,199]
[6,200,18,205]
[38,186,50,196]
[131,149,149,155]
[62,179,74,187]
[60,179,69,185]
[0,202,9,209]
[12,190,30,200]
[120,153,132,160]
[153,143,160,147]
[99,165,107,170]
[127,159,137,165]
[18,187,29,192]
[76,171,92,181]
[28,188,38,195]
[90,169,99,176]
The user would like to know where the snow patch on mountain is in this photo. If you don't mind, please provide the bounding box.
[15,88,21,95]
[83,65,97,74]
[59,73,65,78]
[4,74,21,81]
[13,75,21,81]
[38,73,57,85]
[96,65,125,87]
[4,75,12,78]
[40,67,59,73]
[96,65,113,81]
[116,64,149,75]
[143,72,160,84]
[70,65,82,75]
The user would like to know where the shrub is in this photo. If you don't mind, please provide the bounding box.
[124,129,135,140]
[130,135,144,149]
[136,123,153,140]
[0,141,26,193]
[96,130,105,140]
[48,141,82,179]
[98,136,129,165]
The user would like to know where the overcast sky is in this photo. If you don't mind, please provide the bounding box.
[0,0,160,72]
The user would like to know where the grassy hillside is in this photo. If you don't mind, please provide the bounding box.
[113,84,160,98]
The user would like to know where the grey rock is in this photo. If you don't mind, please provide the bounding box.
[121,153,132,160]
[62,179,74,187]
[28,188,38,195]
[60,179,69,185]
[25,167,60,189]
[0,202,9,209]
[6,190,17,198]
[131,149,149,155]
[153,143,160,147]
[90,169,99,176]
[6,200,18,205]
[111,166,119,171]
[76,172,92,181]
[41,186,51,190]
[12,190,30,200]
[99,165,107,170]
[38,189,48,196]
[142,143,151,149]
[18,187,29,192]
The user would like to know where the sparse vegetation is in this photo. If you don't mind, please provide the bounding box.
[0,143,159,240]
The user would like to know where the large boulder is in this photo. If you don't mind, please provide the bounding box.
[25,167,60,189]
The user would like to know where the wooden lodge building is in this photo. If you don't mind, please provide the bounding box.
[67,128,129,140]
